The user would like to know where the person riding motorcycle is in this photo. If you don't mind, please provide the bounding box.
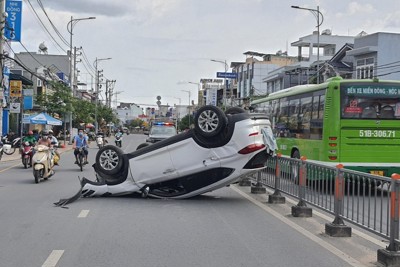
[21,130,36,166]
[22,130,37,146]
[115,129,123,138]
[115,129,123,147]
[96,129,107,145]
[48,130,60,165]
[73,129,89,165]
[36,130,55,172]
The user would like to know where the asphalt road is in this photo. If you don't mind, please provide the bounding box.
[0,133,383,267]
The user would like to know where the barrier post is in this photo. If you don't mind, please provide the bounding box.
[291,156,312,217]
[325,164,351,237]
[251,170,266,194]
[268,154,285,204]
[378,173,400,266]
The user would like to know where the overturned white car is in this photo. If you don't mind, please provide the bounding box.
[55,106,276,205]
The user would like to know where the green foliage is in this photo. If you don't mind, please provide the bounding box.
[35,81,73,116]
[35,81,119,128]
[129,118,144,128]
[71,99,95,127]
[178,114,194,130]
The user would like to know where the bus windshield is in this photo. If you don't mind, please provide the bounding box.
[341,84,400,119]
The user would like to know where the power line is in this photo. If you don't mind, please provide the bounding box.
[24,0,67,53]
[36,0,69,47]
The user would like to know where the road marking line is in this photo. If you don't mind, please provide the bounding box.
[0,162,22,172]
[232,186,366,267]
[78,209,90,218]
[42,250,64,267]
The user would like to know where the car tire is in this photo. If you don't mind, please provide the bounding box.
[225,107,246,115]
[194,105,227,137]
[95,145,124,175]
[137,143,150,150]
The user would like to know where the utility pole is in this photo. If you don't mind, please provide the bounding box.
[0,0,6,134]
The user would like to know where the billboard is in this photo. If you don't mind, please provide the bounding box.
[5,0,22,41]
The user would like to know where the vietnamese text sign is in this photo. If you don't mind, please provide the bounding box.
[10,80,22,97]
[5,0,22,41]
[344,85,400,96]
[216,72,237,79]
[206,88,217,106]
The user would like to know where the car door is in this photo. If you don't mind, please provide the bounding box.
[131,146,177,184]
[168,138,221,177]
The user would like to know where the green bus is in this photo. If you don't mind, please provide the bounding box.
[250,77,400,177]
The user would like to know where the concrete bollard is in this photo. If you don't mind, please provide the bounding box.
[292,156,312,217]
[268,154,285,204]
[325,164,351,237]
[377,173,400,266]
[251,171,266,194]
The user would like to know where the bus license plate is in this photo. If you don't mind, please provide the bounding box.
[370,170,384,176]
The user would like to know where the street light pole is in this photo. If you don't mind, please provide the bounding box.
[291,5,324,84]
[188,81,201,107]
[181,90,191,127]
[210,59,228,110]
[94,57,111,133]
[66,16,95,142]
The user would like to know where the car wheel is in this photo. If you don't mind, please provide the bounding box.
[95,145,124,175]
[136,143,150,150]
[225,107,246,115]
[194,105,227,137]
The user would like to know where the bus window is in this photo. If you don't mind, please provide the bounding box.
[288,98,300,137]
[341,85,400,120]
[277,99,289,137]
[318,95,325,119]
[312,96,319,119]
[299,96,312,139]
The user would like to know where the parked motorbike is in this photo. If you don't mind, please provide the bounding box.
[96,135,104,148]
[115,135,122,147]
[21,141,34,168]
[1,136,21,155]
[0,141,3,161]
[32,145,54,183]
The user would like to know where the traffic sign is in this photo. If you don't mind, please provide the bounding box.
[216,72,237,79]
[10,80,22,97]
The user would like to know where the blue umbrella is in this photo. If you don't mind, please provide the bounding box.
[23,112,62,126]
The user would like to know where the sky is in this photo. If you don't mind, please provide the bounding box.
[10,0,400,108]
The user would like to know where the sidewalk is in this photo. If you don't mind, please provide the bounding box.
[1,142,74,162]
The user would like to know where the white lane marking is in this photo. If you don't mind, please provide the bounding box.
[232,186,366,267]
[78,209,90,218]
[42,250,64,267]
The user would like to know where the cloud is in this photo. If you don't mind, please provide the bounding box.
[41,0,182,22]
[336,1,375,18]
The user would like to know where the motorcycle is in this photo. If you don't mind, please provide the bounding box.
[21,141,34,169]
[0,141,3,161]
[75,147,86,172]
[2,136,21,155]
[96,135,105,148]
[115,135,122,147]
[32,145,54,183]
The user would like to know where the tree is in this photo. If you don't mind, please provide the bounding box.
[178,114,193,130]
[128,118,144,128]
[35,81,73,117]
